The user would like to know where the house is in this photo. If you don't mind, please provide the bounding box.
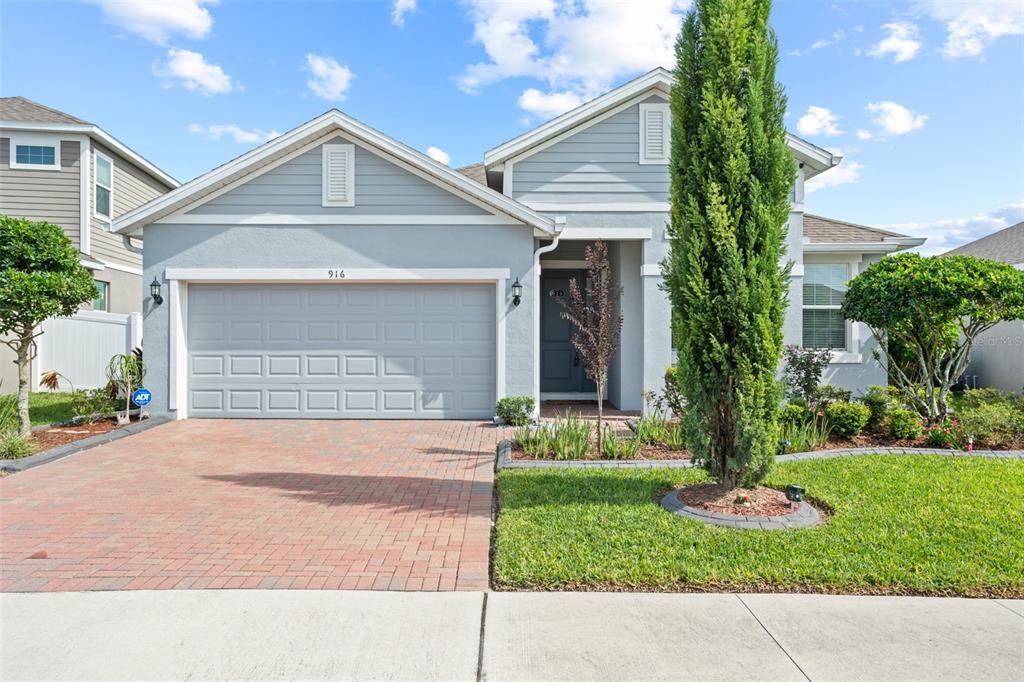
[112,68,923,420]
[944,221,1024,393]
[0,97,179,389]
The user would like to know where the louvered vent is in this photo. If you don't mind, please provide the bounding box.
[322,143,355,206]
[640,103,670,164]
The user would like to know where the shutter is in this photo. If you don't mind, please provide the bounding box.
[640,103,670,164]
[322,143,355,206]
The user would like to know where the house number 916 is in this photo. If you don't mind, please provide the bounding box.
[327,269,346,279]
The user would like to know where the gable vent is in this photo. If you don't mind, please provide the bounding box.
[639,103,670,165]
[322,143,355,207]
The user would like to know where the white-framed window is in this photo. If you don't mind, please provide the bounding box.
[322,143,355,207]
[9,134,61,170]
[802,263,849,350]
[92,280,109,311]
[639,102,670,165]
[95,151,113,225]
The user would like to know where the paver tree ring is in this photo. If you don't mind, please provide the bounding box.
[660,489,822,530]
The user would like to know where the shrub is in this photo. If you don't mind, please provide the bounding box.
[496,396,535,426]
[783,345,833,404]
[825,401,870,439]
[71,389,118,423]
[813,384,853,408]
[550,413,591,460]
[959,388,1021,410]
[781,402,806,425]
[0,430,34,459]
[956,402,1024,447]
[662,366,686,418]
[514,425,553,458]
[924,419,962,449]
[888,408,923,440]
[860,385,891,432]
[779,414,831,453]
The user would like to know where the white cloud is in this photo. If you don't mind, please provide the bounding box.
[868,21,922,63]
[456,0,687,116]
[426,146,450,165]
[392,0,416,26]
[856,129,873,140]
[790,29,844,56]
[97,0,216,45]
[305,54,354,101]
[187,123,280,144]
[796,106,842,137]
[878,204,1024,255]
[918,1,1024,58]
[866,101,928,135]
[158,49,233,95]
[805,149,864,193]
[517,88,584,119]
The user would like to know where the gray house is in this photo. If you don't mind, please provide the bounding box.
[1,97,178,389]
[113,69,923,420]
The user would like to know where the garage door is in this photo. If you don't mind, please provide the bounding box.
[186,283,496,418]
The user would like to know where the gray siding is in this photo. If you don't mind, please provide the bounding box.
[510,95,669,205]
[191,137,490,216]
[0,138,81,247]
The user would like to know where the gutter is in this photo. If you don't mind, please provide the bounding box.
[122,235,144,255]
[532,217,566,412]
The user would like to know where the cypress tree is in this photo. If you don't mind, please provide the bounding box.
[663,0,795,489]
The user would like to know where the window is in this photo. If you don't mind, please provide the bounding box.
[322,143,355,207]
[803,263,848,350]
[92,280,109,311]
[95,152,113,223]
[639,102,670,164]
[9,134,61,170]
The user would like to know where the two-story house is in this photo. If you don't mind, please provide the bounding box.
[1,97,178,389]
[111,69,923,420]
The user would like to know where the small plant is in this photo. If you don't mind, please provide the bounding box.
[860,385,891,432]
[661,366,686,418]
[825,401,870,439]
[106,353,146,425]
[956,402,1024,447]
[514,425,553,458]
[888,408,924,440]
[959,388,1022,410]
[634,415,668,445]
[0,430,34,459]
[781,402,806,425]
[496,396,535,426]
[550,413,591,460]
[0,390,17,433]
[783,345,833,404]
[600,426,640,460]
[924,419,962,449]
[779,413,831,453]
[663,421,686,449]
[71,388,118,423]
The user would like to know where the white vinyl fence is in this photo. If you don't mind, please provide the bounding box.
[29,310,143,390]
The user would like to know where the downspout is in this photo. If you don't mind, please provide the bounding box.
[122,234,144,255]
[532,216,565,414]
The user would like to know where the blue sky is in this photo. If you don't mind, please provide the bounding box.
[2,0,1022,253]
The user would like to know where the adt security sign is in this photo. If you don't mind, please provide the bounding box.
[132,388,152,407]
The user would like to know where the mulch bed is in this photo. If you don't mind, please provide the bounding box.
[30,418,125,450]
[510,441,691,461]
[818,432,1024,451]
[674,482,797,517]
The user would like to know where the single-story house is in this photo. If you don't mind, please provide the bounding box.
[112,68,923,420]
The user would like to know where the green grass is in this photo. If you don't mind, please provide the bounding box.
[494,455,1024,596]
[27,392,77,426]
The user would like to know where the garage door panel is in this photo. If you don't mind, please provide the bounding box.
[187,283,495,418]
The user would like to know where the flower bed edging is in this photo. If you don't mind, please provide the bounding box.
[660,488,820,530]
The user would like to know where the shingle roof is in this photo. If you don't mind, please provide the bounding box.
[0,96,89,125]
[943,222,1024,265]
[457,162,486,185]
[803,214,909,243]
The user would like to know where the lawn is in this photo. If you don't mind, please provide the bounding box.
[27,392,77,426]
[494,455,1024,597]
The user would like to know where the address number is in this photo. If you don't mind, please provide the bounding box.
[326,269,346,279]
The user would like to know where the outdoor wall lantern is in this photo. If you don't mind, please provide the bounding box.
[150,278,164,305]
[511,278,523,307]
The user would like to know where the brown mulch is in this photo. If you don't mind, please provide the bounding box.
[674,482,798,517]
[30,418,125,450]
[510,441,690,461]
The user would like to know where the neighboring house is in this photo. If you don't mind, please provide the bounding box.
[944,221,1024,393]
[113,68,922,420]
[0,97,178,390]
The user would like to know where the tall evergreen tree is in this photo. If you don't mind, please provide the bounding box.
[663,0,795,489]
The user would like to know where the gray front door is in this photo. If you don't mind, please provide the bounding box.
[540,271,596,393]
[186,283,495,419]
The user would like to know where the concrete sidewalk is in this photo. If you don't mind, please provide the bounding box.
[1,591,1021,681]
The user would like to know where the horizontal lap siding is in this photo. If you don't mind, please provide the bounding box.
[90,142,166,269]
[190,138,490,216]
[510,96,670,205]
[0,138,81,247]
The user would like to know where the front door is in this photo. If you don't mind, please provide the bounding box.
[540,271,597,394]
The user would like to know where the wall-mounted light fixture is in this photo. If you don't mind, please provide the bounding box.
[511,278,523,307]
[150,277,164,305]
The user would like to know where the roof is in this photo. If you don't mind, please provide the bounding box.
[804,214,907,243]
[483,68,841,178]
[943,221,1024,265]
[457,163,486,185]
[0,96,178,188]
[112,109,556,236]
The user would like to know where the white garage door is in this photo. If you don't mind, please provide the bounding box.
[186,283,496,418]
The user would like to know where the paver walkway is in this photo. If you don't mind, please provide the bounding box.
[0,420,496,592]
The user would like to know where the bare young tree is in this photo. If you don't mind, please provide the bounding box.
[559,240,623,453]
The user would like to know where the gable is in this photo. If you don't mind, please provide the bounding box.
[188,135,490,217]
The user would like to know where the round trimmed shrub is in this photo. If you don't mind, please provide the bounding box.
[782,402,806,424]
[860,385,890,432]
[825,401,870,439]
[496,396,535,426]
[888,408,923,440]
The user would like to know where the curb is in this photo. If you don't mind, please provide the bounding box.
[2,415,173,474]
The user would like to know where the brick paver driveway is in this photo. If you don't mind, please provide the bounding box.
[1,420,496,592]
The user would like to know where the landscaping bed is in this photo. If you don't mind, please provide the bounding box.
[493,454,1024,597]
[29,417,125,451]
[509,413,691,462]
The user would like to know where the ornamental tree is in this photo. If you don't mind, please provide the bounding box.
[663,0,795,489]
[842,252,1024,424]
[0,216,97,435]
